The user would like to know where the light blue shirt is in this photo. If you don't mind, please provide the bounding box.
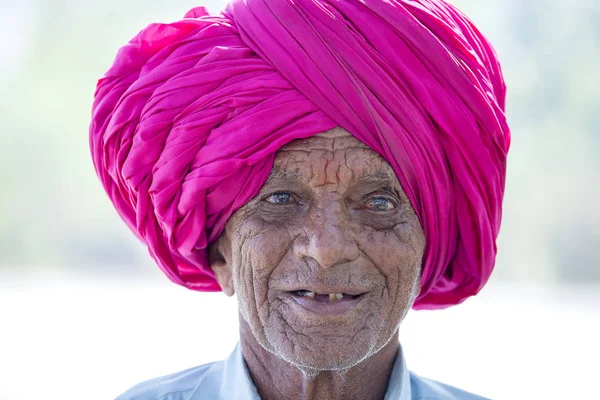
[116,343,488,400]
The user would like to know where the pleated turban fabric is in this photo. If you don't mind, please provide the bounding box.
[90,0,510,309]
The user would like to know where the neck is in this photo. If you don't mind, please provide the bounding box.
[239,318,399,400]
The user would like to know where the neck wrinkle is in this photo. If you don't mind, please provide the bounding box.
[239,317,399,400]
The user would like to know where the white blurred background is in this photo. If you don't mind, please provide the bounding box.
[0,0,598,399]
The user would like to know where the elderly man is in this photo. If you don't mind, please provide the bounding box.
[90,0,510,399]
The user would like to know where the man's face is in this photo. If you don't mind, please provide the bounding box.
[216,127,425,371]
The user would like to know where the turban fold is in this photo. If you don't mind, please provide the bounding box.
[90,0,510,309]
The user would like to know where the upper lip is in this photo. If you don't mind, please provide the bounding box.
[281,285,368,296]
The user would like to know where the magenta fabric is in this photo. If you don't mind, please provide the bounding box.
[90,0,510,309]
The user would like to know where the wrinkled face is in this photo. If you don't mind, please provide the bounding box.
[214,127,425,371]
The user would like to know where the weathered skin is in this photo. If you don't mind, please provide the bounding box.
[209,126,426,400]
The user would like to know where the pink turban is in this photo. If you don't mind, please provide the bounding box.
[90,0,510,309]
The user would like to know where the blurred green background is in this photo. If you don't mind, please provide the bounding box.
[1,0,598,283]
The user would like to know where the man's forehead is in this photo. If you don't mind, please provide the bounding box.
[267,128,397,187]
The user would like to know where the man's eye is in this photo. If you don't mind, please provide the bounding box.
[265,192,293,205]
[366,197,395,212]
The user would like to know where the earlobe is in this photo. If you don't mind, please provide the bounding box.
[208,234,235,297]
[213,263,235,297]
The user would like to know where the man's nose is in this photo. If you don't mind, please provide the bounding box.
[294,207,360,269]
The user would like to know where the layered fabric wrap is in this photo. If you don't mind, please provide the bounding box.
[90,0,510,309]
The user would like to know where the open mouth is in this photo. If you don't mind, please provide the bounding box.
[291,290,364,302]
[287,289,366,316]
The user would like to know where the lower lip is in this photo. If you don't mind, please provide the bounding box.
[287,293,365,316]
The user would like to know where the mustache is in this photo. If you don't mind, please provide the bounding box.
[269,266,385,291]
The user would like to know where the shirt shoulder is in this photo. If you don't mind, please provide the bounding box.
[115,360,223,400]
[409,372,490,400]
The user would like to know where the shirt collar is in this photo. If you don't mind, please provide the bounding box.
[217,342,411,400]
[217,342,262,400]
[384,343,412,400]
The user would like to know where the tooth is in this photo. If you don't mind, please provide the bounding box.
[329,293,344,301]
[304,291,316,299]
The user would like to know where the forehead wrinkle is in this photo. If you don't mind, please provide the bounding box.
[266,166,299,183]
[270,135,395,189]
[269,156,398,190]
[357,169,396,184]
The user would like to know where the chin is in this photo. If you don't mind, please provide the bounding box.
[268,330,379,371]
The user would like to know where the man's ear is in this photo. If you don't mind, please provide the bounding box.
[208,232,235,297]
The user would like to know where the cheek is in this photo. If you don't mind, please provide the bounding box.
[358,223,424,307]
[230,220,295,320]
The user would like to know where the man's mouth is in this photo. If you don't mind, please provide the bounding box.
[291,290,363,302]
[286,288,366,316]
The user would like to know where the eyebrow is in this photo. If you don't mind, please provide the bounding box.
[264,166,402,200]
[266,168,397,185]
[354,170,407,201]
[264,167,300,186]
[270,166,299,178]
[356,170,395,185]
